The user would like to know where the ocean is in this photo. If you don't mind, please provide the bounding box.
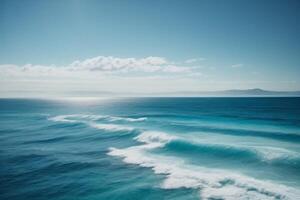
[1,97,300,200]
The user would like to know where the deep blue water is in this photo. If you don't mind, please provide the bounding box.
[1,97,300,200]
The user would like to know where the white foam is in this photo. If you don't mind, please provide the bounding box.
[134,131,177,144]
[48,115,77,123]
[48,114,105,122]
[108,116,147,122]
[89,123,134,132]
[108,131,300,200]
[49,114,137,132]
[49,114,146,123]
[254,146,299,162]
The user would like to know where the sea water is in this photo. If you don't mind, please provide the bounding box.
[1,97,300,200]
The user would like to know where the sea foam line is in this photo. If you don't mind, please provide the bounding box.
[49,114,147,123]
[89,123,134,132]
[48,114,141,132]
[108,116,147,122]
[48,114,105,122]
[107,131,300,200]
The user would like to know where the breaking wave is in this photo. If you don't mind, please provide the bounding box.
[108,130,300,200]
[49,114,147,123]
[48,114,146,132]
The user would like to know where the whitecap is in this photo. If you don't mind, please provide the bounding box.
[48,114,105,122]
[254,146,300,162]
[108,116,147,122]
[49,114,136,132]
[49,114,146,123]
[89,123,134,132]
[48,115,77,123]
[134,131,177,144]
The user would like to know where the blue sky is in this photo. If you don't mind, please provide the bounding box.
[0,0,300,96]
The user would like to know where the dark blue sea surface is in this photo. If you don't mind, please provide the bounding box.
[1,97,300,200]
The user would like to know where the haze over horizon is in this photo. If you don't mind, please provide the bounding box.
[1,0,300,97]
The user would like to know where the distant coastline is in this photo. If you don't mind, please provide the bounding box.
[156,88,300,97]
[1,88,300,98]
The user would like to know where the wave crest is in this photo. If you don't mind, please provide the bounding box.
[89,123,134,132]
[48,114,145,132]
[49,114,146,123]
[134,131,177,144]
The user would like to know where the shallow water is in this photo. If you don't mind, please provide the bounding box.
[1,97,300,200]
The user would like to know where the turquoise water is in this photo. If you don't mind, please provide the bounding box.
[1,98,300,200]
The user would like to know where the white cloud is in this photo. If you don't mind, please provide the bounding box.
[0,56,207,96]
[162,65,191,73]
[69,56,169,72]
[185,58,205,63]
[0,56,194,76]
[231,63,244,68]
